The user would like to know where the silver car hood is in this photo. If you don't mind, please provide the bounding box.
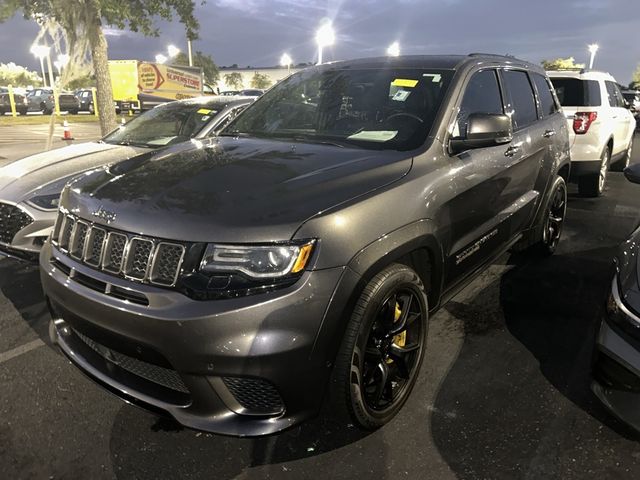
[0,141,146,203]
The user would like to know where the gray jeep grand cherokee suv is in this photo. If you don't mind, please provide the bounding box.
[41,54,570,436]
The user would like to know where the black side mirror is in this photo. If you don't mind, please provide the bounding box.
[624,164,640,184]
[450,113,513,154]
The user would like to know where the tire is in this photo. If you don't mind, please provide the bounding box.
[18,108,28,115]
[69,109,78,115]
[328,263,428,430]
[578,146,610,197]
[525,176,567,256]
[41,103,52,115]
[611,136,633,172]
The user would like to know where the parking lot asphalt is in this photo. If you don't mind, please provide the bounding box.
[1,138,640,479]
[0,122,102,166]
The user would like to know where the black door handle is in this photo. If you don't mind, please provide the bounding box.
[504,146,520,157]
[543,129,556,138]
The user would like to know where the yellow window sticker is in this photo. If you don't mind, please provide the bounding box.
[391,78,418,88]
[197,108,212,114]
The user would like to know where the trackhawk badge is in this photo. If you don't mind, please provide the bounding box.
[91,206,117,224]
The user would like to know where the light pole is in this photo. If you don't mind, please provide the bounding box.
[387,41,400,57]
[30,44,49,87]
[187,39,193,67]
[588,43,599,69]
[280,53,292,74]
[316,20,335,65]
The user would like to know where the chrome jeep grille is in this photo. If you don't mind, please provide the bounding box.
[0,202,33,244]
[52,211,186,287]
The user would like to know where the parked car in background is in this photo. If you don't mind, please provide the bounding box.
[0,96,253,261]
[74,88,121,114]
[621,88,640,118]
[592,162,640,434]
[0,86,28,115]
[239,88,264,96]
[548,70,635,196]
[41,54,570,436]
[220,90,240,96]
[26,88,80,114]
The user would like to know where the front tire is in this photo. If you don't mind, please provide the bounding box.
[578,146,610,197]
[526,175,567,256]
[329,263,428,430]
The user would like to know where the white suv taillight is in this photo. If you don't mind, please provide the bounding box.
[573,112,598,134]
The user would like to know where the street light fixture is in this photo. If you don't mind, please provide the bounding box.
[167,44,180,58]
[316,20,335,65]
[588,43,599,69]
[387,41,400,57]
[30,44,50,87]
[155,53,168,64]
[280,53,292,74]
[54,54,70,73]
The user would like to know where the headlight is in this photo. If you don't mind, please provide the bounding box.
[27,193,61,210]
[200,241,314,279]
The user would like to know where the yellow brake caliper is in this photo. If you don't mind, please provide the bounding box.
[387,301,406,363]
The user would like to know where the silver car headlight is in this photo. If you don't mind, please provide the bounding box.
[27,192,61,210]
[200,241,315,279]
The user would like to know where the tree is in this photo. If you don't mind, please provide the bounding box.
[1,0,200,135]
[250,72,272,89]
[541,57,585,70]
[0,62,42,87]
[630,63,640,89]
[224,72,243,90]
[172,50,219,84]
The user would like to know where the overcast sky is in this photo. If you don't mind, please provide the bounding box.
[1,0,639,82]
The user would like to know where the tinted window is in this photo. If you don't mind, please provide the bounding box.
[531,73,558,117]
[605,81,625,107]
[456,70,503,136]
[502,70,538,129]
[227,67,454,151]
[549,78,601,107]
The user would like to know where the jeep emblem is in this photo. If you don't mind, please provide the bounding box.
[92,206,117,224]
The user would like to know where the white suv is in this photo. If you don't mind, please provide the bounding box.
[548,70,635,196]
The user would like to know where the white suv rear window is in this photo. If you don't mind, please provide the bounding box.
[549,78,601,107]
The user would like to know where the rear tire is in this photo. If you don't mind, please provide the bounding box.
[328,263,428,430]
[578,146,610,197]
[611,137,633,172]
[524,175,567,256]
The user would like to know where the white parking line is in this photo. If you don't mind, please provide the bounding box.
[0,339,45,365]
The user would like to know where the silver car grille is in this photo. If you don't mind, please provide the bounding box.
[0,202,34,244]
[52,211,186,287]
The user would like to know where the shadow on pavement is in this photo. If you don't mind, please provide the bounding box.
[431,246,640,479]
[0,258,51,346]
[108,404,385,480]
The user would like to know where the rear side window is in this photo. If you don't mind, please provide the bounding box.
[605,81,625,108]
[531,73,558,117]
[549,78,601,107]
[455,69,503,136]
[502,70,538,129]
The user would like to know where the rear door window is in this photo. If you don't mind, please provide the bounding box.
[455,69,503,137]
[549,78,601,107]
[501,69,538,130]
[531,73,558,117]
[605,81,625,108]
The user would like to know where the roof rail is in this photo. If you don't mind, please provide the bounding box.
[545,67,585,73]
[468,52,515,59]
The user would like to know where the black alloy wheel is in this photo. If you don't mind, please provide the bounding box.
[361,288,424,412]
[329,263,428,430]
[541,176,567,254]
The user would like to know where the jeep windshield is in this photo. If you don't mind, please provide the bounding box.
[223,67,453,150]
[102,102,220,148]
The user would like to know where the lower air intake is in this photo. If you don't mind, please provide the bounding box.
[222,376,284,415]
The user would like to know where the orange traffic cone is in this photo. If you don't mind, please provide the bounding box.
[61,119,74,141]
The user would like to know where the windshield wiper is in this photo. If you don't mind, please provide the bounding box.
[113,140,156,148]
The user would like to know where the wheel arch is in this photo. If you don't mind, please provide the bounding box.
[309,220,445,367]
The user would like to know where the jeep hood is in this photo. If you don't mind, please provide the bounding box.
[0,141,146,204]
[63,136,413,243]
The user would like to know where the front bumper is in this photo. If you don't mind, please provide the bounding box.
[591,278,640,433]
[40,240,353,436]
